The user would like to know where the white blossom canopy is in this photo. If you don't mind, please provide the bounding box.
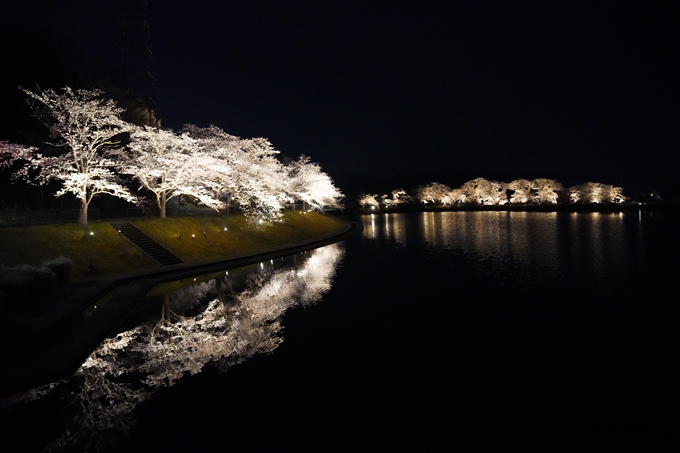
[17,87,137,224]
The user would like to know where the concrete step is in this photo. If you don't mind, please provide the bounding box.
[109,222,183,266]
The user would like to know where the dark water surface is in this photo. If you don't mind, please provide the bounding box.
[2,211,679,451]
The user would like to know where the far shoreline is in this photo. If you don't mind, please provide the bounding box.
[348,202,680,215]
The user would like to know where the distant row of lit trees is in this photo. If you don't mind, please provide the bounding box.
[359,178,625,209]
[0,87,343,225]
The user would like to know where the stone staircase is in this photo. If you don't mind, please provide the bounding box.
[109,221,183,266]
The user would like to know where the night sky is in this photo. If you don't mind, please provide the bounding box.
[2,1,679,191]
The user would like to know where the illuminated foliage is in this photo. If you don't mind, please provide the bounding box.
[382,188,411,208]
[359,193,380,209]
[569,182,625,203]
[507,179,533,203]
[6,89,343,224]
[184,125,293,224]
[0,141,35,169]
[121,127,222,217]
[365,178,625,209]
[368,188,412,209]
[181,124,248,214]
[287,155,343,212]
[532,178,563,204]
[236,142,291,223]
[452,178,506,205]
[448,188,466,204]
[415,182,453,206]
[16,87,136,225]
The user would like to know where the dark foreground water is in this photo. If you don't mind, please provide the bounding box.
[2,210,679,451]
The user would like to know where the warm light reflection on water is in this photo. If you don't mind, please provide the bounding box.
[362,212,408,245]
[567,211,629,280]
[418,211,563,281]
[384,213,407,245]
[361,210,638,284]
[4,243,345,452]
[366,213,377,240]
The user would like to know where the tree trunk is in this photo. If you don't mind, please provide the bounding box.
[159,192,167,218]
[79,197,88,226]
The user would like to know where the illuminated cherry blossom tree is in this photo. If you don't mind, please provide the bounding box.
[376,177,627,208]
[0,141,34,168]
[120,127,223,217]
[286,155,343,212]
[180,124,243,213]
[569,183,592,203]
[390,188,411,206]
[362,188,411,210]
[605,185,626,203]
[507,179,533,203]
[359,193,380,209]
[229,137,292,223]
[379,188,411,208]
[416,182,453,206]
[532,178,563,204]
[465,178,506,205]
[459,178,486,204]
[484,179,507,205]
[18,87,136,225]
[184,125,292,223]
[569,182,625,203]
[448,187,466,204]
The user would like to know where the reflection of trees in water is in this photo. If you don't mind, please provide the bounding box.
[14,243,344,452]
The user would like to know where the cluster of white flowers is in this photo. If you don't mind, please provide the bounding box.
[3,87,343,225]
[360,178,625,208]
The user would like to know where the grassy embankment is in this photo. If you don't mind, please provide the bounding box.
[0,211,345,282]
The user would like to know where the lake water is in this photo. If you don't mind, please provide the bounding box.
[2,210,679,451]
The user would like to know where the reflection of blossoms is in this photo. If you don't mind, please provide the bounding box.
[15,243,344,452]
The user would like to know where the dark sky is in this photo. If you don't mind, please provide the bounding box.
[2,1,679,188]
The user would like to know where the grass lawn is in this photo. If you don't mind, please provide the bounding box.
[0,212,345,282]
[134,211,344,262]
